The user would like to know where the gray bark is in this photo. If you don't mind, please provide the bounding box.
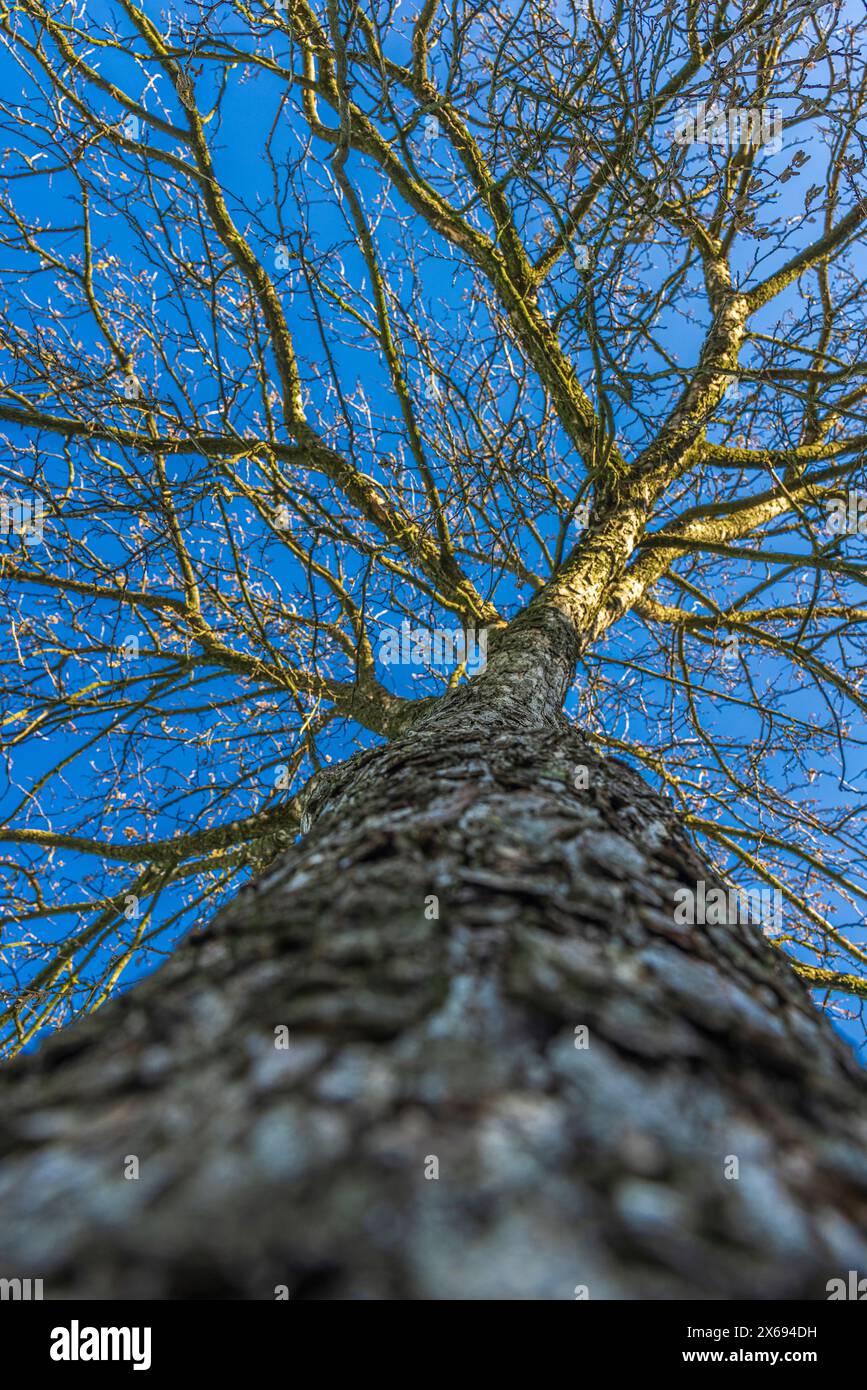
[1,637,867,1299]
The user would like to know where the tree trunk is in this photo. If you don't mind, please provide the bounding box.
[2,642,867,1299]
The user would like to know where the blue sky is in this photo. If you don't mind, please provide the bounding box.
[0,0,865,1056]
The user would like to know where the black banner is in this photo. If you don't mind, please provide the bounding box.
[2,1299,862,1375]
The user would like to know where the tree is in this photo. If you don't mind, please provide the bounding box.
[1,0,867,1298]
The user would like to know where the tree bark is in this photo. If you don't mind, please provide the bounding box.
[2,645,867,1299]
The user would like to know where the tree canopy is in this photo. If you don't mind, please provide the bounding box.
[1,0,866,1055]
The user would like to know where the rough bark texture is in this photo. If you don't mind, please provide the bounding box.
[2,679,867,1299]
